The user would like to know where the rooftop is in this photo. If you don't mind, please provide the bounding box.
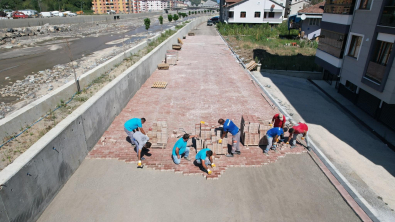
[298,1,325,14]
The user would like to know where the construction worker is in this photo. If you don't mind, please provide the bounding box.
[218,118,240,157]
[132,130,151,166]
[287,122,311,151]
[271,113,286,128]
[264,127,287,155]
[172,134,198,164]
[195,148,215,175]
[124,117,146,145]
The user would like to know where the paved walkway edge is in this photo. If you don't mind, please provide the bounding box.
[216,29,380,222]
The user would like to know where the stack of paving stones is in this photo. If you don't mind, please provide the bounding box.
[147,120,168,148]
[241,115,272,146]
[195,122,227,155]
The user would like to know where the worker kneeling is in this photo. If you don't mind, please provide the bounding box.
[195,148,215,175]
[172,134,197,164]
[264,127,287,155]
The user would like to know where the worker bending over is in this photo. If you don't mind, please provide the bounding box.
[271,113,286,128]
[195,148,215,175]
[124,117,146,145]
[287,122,311,151]
[132,131,151,166]
[265,127,287,155]
[172,134,198,164]
[218,118,240,157]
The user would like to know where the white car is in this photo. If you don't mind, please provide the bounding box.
[40,12,52,18]
[68,12,77,17]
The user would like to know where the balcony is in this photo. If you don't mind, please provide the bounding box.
[379,6,395,27]
[324,4,354,14]
[317,42,344,58]
[365,61,386,84]
[289,22,301,29]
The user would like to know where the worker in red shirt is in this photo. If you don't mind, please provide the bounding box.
[271,113,286,128]
[271,113,286,141]
[287,122,311,151]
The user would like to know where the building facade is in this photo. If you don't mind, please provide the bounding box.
[288,2,324,39]
[92,0,168,14]
[315,0,395,130]
[222,0,286,24]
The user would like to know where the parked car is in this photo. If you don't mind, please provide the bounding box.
[107,10,116,14]
[13,12,28,19]
[207,16,219,26]
[40,12,52,18]
[68,12,77,17]
[51,11,60,16]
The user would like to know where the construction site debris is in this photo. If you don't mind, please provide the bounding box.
[146,120,168,148]
[172,44,182,50]
[188,32,195,36]
[177,38,183,44]
[151,81,168,89]
[241,115,271,146]
[157,63,169,70]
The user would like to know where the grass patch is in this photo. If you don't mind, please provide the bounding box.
[217,22,322,72]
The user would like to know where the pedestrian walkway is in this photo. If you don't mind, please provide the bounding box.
[38,23,363,222]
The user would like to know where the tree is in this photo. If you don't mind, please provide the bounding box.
[173,14,179,23]
[189,11,191,15]
[168,14,173,22]
[158,15,163,31]
[144,18,151,37]
[0,0,22,10]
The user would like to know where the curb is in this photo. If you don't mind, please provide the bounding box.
[215,29,380,222]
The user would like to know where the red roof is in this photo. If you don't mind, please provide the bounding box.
[298,1,325,14]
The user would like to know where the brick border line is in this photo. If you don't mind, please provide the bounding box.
[215,29,380,222]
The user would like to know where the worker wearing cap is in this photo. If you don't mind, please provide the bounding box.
[271,113,286,128]
[218,118,240,157]
[132,130,151,166]
[264,127,287,155]
[172,134,198,164]
[287,122,311,151]
[195,148,215,175]
[124,117,146,145]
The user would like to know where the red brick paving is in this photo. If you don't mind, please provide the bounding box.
[88,33,307,179]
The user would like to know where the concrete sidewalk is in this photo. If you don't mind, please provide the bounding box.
[38,23,362,221]
[252,72,395,221]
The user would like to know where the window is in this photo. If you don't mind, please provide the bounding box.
[268,12,274,18]
[255,11,261,17]
[348,35,362,58]
[372,40,393,66]
[309,18,320,26]
[240,11,246,18]
[345,80,357,93]
[359,0,373,9]
[228,11,234,18]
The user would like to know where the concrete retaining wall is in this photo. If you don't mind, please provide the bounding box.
[261,69,324,80]
[0,16,209,222]
[0,12,163,29]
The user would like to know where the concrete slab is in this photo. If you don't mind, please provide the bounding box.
[252,72,395,221]
[38,155,361,222]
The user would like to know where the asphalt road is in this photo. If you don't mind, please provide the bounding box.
[38,155,361,222]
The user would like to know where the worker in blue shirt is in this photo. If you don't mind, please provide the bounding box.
[195,148,215,175]
[218,118,240,157]
[124,117,146,145]
[265,127,287,155]
[172,134,198,165]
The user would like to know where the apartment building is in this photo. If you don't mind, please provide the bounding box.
[92,0,168,14]
[315,0,395,130]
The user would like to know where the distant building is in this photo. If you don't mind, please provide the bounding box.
[222,0,285,24]
[92,0,168,14]
[287,1,323,39]
[202,0,219,7]
[286,0,311,17]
